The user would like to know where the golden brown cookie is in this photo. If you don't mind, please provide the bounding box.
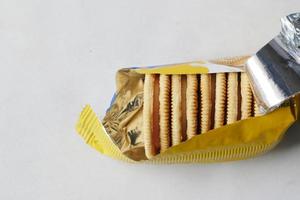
[159,75,171,152]
[186,74,198,139]
[171,75,182,146]
[241,73,253,119]
[214,73,226,128]
[143,74,156,158]
[200,74,213,133]
[143,71,258,159]
[227,73,238,124]
[254,100,261,116]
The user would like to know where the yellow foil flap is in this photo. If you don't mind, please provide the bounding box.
[76,105,134,162]
[76,105,295,163]
[149,106,295,163]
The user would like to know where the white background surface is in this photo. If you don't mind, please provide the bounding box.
[1,0,300,199]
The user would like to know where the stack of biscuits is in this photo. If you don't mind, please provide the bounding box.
[143,72,260,159]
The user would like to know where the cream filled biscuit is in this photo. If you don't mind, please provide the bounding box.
[200,74,214,133]
[159,75,171,152]
[186,75,198,139]
[171,75,183,146]
[214,73,227,128]
[227,73,238,124]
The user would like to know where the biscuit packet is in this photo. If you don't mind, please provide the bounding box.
[76,13,300,163]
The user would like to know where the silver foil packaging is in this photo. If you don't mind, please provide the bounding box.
[246,13,300,114]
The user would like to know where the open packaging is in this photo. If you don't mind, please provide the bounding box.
[76,13,300,163]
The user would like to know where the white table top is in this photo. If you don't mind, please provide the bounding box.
[1,0,300,199]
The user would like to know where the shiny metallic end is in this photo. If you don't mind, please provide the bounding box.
[246,13,300,114]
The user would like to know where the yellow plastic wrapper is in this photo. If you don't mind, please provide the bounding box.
[75,56,299,164]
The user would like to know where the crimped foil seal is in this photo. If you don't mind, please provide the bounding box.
[246,13,300,114]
